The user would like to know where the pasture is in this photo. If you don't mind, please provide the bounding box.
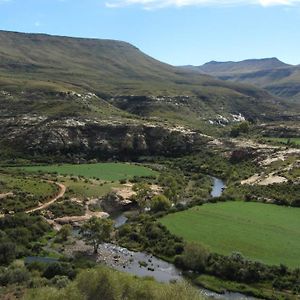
[160,202,300,268]
[20,163,157,181]
[0,173,57,198]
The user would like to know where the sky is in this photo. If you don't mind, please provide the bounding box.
[0,0,300,66]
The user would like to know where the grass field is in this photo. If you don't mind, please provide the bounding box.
[0,173,57,198]
[160,202,300,268]
[265,137,300,146]
[20,163,157,181]
[63,179,121,198]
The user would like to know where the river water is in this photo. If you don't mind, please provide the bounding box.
[210,177,226,198]
[96,242,256,300]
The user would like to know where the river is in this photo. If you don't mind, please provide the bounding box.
[210,176,226,198]
[107,177,257,300]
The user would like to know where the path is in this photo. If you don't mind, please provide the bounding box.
[26,182,66,214]
[0,192,13,199]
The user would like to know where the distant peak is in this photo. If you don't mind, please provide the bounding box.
[199,57,291,74]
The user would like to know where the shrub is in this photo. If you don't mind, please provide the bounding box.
[150,194,172,212]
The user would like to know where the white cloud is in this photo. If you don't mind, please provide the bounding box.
[105,0,300,8]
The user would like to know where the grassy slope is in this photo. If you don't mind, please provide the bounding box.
[20,163,157,181]
[160,202,300,267]
[0,30,287,123]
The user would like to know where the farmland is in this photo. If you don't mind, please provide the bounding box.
[160,201,300,268]
[19,163,157,181]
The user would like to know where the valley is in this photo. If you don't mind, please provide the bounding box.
[0,29,299,300]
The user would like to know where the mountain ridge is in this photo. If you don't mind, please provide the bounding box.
[185,58,300,101]
[0,29,289,124]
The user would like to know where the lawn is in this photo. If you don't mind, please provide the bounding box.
[19,163,157,181]
[160,202,300,268]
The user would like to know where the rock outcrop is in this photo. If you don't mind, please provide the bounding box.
[0,116,206,159]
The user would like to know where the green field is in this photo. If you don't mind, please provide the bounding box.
[0,173,57,198]
[160,202,300,267]
[63,179,121,198]
[265,137,300,145]
[20,163,157,181]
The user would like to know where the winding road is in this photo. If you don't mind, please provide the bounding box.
[26,182,66,214]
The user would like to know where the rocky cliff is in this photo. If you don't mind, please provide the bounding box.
[0,116,206,159]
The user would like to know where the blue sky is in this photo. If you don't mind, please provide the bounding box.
[0,0,299,65]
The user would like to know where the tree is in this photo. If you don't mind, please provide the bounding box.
[80,217,113,254]
[150,194,172,212]
[230,122,250,137]
[0,241,16,265]
[132,183,152,212]
[160,175,181,203]
[57,224,72,241]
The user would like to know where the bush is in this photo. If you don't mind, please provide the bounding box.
[0,241,16,265]
[0,265,30,286]
[230,122,250,137]
[43,262,76,280]
[24,266,203,300]
[175,243,209,272]
[150,194,172,212]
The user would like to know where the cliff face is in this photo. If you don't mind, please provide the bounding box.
[0,116,206,159]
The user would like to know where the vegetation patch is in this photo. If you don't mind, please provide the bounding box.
[48,200,85,218]
[19,163,157,181]
[63,178,121,199]
[117,214,184,259]
[225,182,300,205]
[160,202,300,268]
[24,266,203,300]
[0,172,58,212]
[264,137,300,146]
[0,214,52,264]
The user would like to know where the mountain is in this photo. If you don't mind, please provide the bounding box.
[0,30,296,159]
[200,58,289,74]
[0,30,291,120]
[190,58,300,101]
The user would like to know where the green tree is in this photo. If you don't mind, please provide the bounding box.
[132,183,152,212]
[230,122,250,137]
[0,241,16,265]
[160,174,182,203]
[150,194,172,212]
[57,224,72,241]
[80,217,113,253]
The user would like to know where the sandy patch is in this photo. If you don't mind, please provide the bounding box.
[257,174,288,185]
[241,172,288,186]
[241,174,261,185]
[54,211,109,225]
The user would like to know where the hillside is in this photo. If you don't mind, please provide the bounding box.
[189,58,300,101]
[0,30,296,159]
[0,30,291,121]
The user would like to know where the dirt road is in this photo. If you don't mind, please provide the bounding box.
[26,182,66,214]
